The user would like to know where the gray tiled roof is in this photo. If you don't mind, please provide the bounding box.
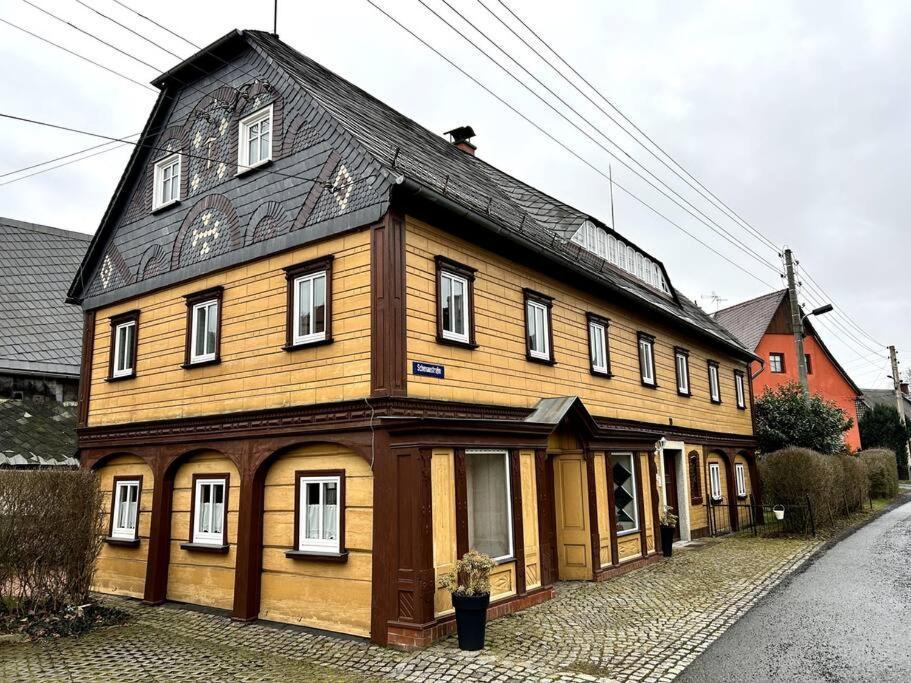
[859,389,911,422]
[0,218,90,377]
[713,290,788,351]
[0,398,78,467]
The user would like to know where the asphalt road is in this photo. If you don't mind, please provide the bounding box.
[679,499,911,683]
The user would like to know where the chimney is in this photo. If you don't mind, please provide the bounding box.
[901,382,909,397]
[445,125,477,156]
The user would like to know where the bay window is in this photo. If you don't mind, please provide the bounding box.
[284,256,333,349]
[465,450,513,561]
[610,452,639,535]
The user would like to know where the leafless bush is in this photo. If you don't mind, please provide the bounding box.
[0,469,105,619]
[859,449,900,499]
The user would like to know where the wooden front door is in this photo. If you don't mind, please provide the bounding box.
[552,453,592,580]
[663,452,680,540]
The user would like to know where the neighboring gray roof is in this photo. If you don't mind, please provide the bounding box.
[859,390,911,422]
[0,218,91,377]
[0,399,78,467]
[713,290,788,351]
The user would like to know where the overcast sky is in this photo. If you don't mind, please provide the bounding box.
[1,0,906,389]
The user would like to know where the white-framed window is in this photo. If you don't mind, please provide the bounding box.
[610,452,639,534]
[293,270,327,345]
[709,462,723,501]
[526,298,550,360]
[111,479,140,540]
[112,320,136,378]
[675,349,690,395]
[297,475,341,554]
[735,463,747,497]
[769,352,784,373]
[589,319,609,374]
[238,105,273,171]
[735,372,746,409]
[466,450,513,562]
[192,478,226,545]
[153,153,181,210]
[708,362,721,403]
[190,299,218,364]
[440,270,469,343]
[638,335,656,386]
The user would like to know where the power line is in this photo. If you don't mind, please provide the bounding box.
[110,0,201,50]
[72,0,185,60]
[800,266,885,348]
[0,136,134,179]
[0,140,133,187]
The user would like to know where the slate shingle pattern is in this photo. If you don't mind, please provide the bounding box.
[0,217,90,377]
[0,398,77,467]
[712,289,787,351]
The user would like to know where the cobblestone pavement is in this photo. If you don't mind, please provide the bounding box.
[0,532,830,683]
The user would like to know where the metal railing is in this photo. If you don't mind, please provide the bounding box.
[705,495,815,538]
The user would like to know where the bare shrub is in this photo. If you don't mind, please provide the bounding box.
[859,449,900,499]
[0,469,105,619]
[833,454,869,516]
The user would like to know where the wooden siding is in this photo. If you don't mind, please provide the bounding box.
[519,449,542,590]
[404,216,753,434]
[259,444,372,637]
[93,455,154,598]
[593,452,613,568]
[86,231,371,426]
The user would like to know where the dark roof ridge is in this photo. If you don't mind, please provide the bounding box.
[714,288,787,317]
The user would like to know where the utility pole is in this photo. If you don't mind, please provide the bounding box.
[783,249,808,391]
[888,345,910,477]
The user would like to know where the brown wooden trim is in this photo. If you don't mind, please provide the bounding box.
[508,450,526,595]
[283,255,334,351]
[734,369,747,410]
[536,450,556,587]
[523,288,556,365]
[647,451,661,554]
[370,431,395,644]
[586,313,612,378]
[636,332,657,388]
[187,472,230,548]
[635,452,648,557]
[673,346,691,397]
[107,474,143,542]
[106,309,139,381]
[371,210,407,396]
[584,452,601,575]
[604,452,619,567]
[143,464,174,605]
[454,449,469,557]
[232,466,264,621]
[435,255,478,349]
[182,286,224,368]
[284,549,349,562]
[292,469,346,555]
[707,360,722,404]
[77,310,95,428]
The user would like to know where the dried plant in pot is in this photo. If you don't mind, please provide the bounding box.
[440,550,495,651]
[659,506,678,558]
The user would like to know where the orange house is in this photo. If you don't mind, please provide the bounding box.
[715,290,862,450]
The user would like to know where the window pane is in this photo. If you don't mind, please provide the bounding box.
[323,482,338,541]
[441,275,452,332]
[260,126,270,160]
[298,278,311,336]
[213,485,224,534]
[305,482,320,540]
[206,303,217,354]
[466,452,511,559]
[451,278,465,335]
[527,303,537,350]
[194,306,207,357]
[611,453,638,533]
[312,275,326,334]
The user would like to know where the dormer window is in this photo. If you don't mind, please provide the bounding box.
[238,105,273,173]
[153,153,181,210]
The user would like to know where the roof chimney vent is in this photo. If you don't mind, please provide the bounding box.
[445,125,476,156]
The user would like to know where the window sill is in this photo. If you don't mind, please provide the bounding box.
[526,353,556,366]
[180,542,229,554]
[284,549,349,563]
[710,498,725,505]
[710,399,722,405]
[236,159,273,177]
[736,405,747,411]
[640,380,659,389]
[104,536,140,547]
[182,358,221,369]
[590,368,612,379]
[437,335,478,350]
[616,529,639,538]
[151,199,181,215]
[677,390,691,397]
[106,373,136,383]
[283,337,333,352]
[737,494,749,500]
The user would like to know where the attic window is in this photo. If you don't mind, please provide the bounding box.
[238,105,273,173]
[571,220,670,294]
[153,153,181,210]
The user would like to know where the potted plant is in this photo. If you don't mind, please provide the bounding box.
[773,504,785,521]
[659,506,678,557]
[441,549,495,651]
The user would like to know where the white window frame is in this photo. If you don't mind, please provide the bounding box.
[526,299,550,360]
[112,320,136,378]
[237,104,273,172]
[189,299,218,364]
[589,320,608,374]
[709,363,721,402]
[297,475,342,554]
[111,479,140,540]
[735,463,747,497]
[153,153,181,210]
[735,372,746,408]
[465,449,514,563]
[709,462,723,501]
[440,269,470,344]
[292,270,328,345]
[192,478,227,546]
[612,451,639,536]
[676,351,689,394]
[639,337,655,386]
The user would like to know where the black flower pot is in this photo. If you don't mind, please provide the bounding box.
[660,525,675,557]
[451,592,490,651]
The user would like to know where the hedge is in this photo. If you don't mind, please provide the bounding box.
[859,449,900,499]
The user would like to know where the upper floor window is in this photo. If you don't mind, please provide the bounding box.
[153,153,181,210]
[108,310,139,380]
[734,370,746,409]
[735,463,747,498]
[284,256,333,350]
[465,450,514,561]
[708,462,723,502]
[708,361,721,403]
[524,289,553,364]
[110,478,140,541]
[587,313,611,377]
[192,476,227,546]
[769,352,785,373]
[638,333,656,387]
[296,473,343,555]
[610,452,639,535]
[238,105,273,172]
[805,353,813,374]
[435,256,476,348]
[675,347,690,396]
[184,287,223,367]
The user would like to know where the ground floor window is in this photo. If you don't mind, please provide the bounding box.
[297,474,342,554]
[735,463,747,498]
[111,479,140,540]
[610,452,639,535]
[192,477,227,545]
[465,450,513,561]
[708,462,723,502]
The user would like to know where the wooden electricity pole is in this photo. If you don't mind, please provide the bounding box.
[784,249,808,391]
[888,345,910,476]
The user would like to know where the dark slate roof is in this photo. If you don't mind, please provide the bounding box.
[0,218,90,378]
[0,399,78,467]
[713,290,788,351]
[859,389,911,422]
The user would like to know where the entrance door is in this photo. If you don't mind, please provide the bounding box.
[663,452,680,540]
[552,453,592,580]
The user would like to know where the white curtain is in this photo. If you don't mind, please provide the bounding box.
[466,452,510,558]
